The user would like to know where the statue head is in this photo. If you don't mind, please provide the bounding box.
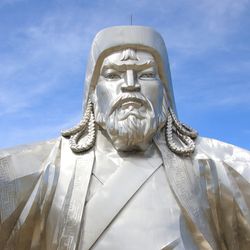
[93,49,165,151]
[62,26,197,155]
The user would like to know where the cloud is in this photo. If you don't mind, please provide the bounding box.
[175,77,250,111]
[0,8,90,116]
[244,130,250,135]
[1,0,250,148]
[0,2,141,116]
[156,0,250,56]
[217,59,250,74]
[0,110,82,149]
[1,1,139,117]
[0,0,25,7]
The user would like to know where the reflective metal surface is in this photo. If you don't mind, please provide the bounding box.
[1,26,250,250]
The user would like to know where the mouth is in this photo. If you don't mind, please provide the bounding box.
[121,100,143,109]
[118,111,145,121]
[110,96,149,115]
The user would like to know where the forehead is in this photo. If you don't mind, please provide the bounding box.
[102,50,155,66]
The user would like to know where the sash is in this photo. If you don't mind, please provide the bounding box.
[154,137,218,250]
[49,137,95,250]
[79,154,162,250]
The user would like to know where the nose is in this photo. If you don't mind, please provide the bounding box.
[121,69,141,92]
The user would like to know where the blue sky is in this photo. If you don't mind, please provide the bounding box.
[0,0,250,150]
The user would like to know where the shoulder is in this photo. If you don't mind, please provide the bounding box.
[194,136,250,182]
[0,138,59,179]
[0,138,60,224]
[194,136,250,162]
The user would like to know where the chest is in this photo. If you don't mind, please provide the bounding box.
[81,166,183,250]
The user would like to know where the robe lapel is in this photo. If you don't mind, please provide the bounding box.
[79,153,162,250]
[155,137,218,250]
[50,137,95,250]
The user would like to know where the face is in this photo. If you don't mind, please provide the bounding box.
[93,49,164,151]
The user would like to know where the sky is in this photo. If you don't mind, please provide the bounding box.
[0,0,250,150]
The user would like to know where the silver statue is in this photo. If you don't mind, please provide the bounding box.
[1,26,250,250]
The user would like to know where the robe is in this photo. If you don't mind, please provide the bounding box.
[0,135,250,250]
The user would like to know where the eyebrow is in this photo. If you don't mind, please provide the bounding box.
[101,60,156,73]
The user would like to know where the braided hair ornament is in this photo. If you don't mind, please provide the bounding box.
[61,100,96,153]
[165,107,198,156]
[61,99,198,156]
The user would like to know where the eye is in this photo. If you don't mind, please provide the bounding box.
[104,72,121,80]
[139,72,156,79]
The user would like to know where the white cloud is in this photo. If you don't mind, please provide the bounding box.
[176,78,250,110]
[1,0,250,148]
[0,0,25,7]
[0,2,138,116]
[157,0,250,55]
[217,59,250,74]
[0,9,92,116]
[0,110,82,149]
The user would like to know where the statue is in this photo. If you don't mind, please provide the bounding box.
[1,26,250,250]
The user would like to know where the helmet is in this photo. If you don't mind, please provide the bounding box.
[83,26,176,112]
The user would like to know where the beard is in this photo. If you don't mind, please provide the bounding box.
[95,93,163,151]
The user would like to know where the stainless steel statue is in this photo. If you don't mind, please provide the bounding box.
[1,26,250,250]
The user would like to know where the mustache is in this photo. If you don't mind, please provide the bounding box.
[109,93,151,115]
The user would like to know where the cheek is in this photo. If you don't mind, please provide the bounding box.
[95,81,119,114]
[141,80,163,111]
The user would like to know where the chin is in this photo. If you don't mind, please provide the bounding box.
[108,124,158,152]
[95,106,161,152]
[112,138,152,152]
